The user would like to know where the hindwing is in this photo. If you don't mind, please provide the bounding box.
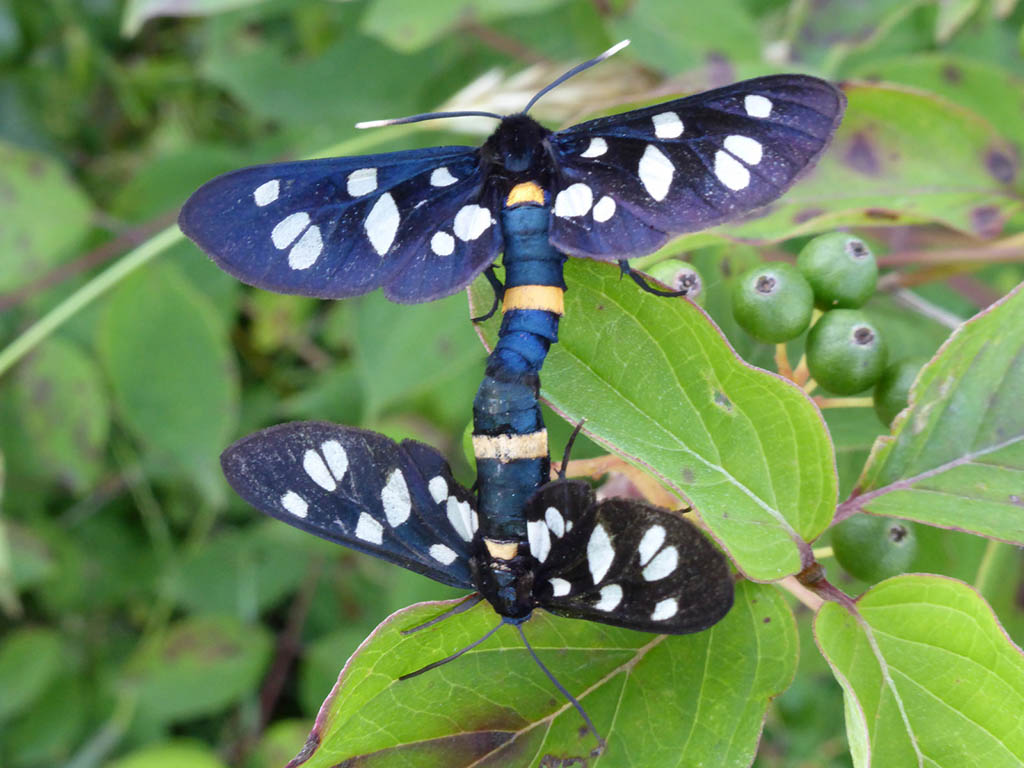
[525,480,734,634]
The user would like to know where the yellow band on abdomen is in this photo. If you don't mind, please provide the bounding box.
[472,430,549,463]
[506,181,545,207]
[502,285,564,315]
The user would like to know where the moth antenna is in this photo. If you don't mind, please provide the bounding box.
[516,624,605,750]
[398,620,504,680]
[557,420,587,479]
[618,260,690,297]
[356,110,503,130]
[522,39,631,115]
[401,593,484,636]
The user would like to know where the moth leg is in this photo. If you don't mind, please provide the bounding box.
[618,260,689,298]
[471,267,506,323]
[401,593,484,636]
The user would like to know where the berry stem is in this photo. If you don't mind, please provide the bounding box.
[813,396,874,409]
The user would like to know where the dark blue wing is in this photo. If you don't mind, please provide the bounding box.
[545,74,846,260]
[221,422,478,589]
[526,480,734,635]
[179,146,503,304]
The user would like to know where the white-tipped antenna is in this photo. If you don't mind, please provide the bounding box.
[356,40,631,130]
[521,39,630,115]
[356,110,503,130]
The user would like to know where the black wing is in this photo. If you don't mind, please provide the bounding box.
[546,74,846,259]
[221,422,478,588]
[525,480,734,634]
[179,146,503,304]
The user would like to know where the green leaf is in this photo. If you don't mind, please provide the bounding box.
[612,0,761,74]
[12,337,110,492]
[107,740,229,768]
[362,0,569,53]
[473,259,836,580]
[0,140,92,293]
[354,291,485,420]
[3,675,86,768]
[848,54,1024,168]
[127,615,273,723]
[814,575,1024,767]
[0,628,64,723]
[96,261,239,480]
[681,83,1023,247]
[934,0,982,43]
[121,0,267,36]
[841,282,1024,545]
[291,581,794,767]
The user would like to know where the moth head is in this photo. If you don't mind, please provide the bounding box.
[485,114,552,174]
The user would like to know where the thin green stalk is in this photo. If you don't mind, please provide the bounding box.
[0,225,182,378]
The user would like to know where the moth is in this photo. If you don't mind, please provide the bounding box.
[179,41,845,306]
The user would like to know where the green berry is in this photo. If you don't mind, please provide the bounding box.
[806,309,887,394]
[874,357,927,426]
[832,514,917,582]
[797,232,878,309]
[731,262,814,343]
[644,259,705,304]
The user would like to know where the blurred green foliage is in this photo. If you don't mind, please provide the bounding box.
[1,0,1023,766]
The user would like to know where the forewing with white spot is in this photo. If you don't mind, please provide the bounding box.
[546,74,845,260]
[220,421,476,588]
[179,146,503,304]
[524,480,734,634]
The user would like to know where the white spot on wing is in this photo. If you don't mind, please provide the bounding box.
[430,544,457,565]
[321,440,348,482]
[545,507,564,538]
[745,94,772,118]
[271,212,310,250]
[580,137,607,158]
[303,449,336,491]
[652,597,678,621]
[724,134,763,165]
[364,193,400,255]
[254,180,279,206]
[288,225,323,269]
[447,497,475,543]
[355,512,383,544]
[638,144,674,201]
[595,584,623,612]
[587,524,614,583]
[642,546,678,581]
[453,205,492,242]
[527,519,551,563]
[381,469,410,527]
[346,167,378,197]
[428,476,448,504]
[592,196,616,223]
[652,111,683,138]
[430,167,458,187]
[553,183,594,218]
[280,490,308,518]
[714,150,750,190]
[638,525,666,566]
[549,578,571,597]
[430,231,455,256]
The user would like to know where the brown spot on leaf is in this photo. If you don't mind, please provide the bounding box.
[985,148,1017,184]
[942,64,963,84]
[714,391,733,411]
[844,132,881,176]
[793,208,824,224]
[971,206,1003,238]
[763,616,771,623]
[1009,494,1023,506]
[682,468,696,484]
[865,208,899,220]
